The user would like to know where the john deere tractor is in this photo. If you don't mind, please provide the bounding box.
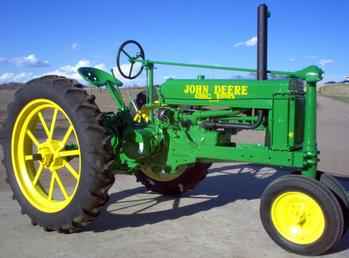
[1,4,348,256]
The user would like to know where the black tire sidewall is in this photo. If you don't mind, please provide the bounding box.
[3,83,103,228]
[260,176,344,255]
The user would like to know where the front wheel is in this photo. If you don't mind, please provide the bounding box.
[260,175,344,255]
[0,76,115,232]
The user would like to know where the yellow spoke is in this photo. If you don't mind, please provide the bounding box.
[25,154,42,161]
[48,173,55,200]
[38,111,50,138]
[61,126,74,147]
[49,108,59,139]
[54,172,69,200]
[64,161,79,179]
[57,149,80,158]
[26,129,40,146]
[25,155,33,161]
[32,164,44,186]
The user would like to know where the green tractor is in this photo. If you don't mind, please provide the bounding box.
[1,4,348,256]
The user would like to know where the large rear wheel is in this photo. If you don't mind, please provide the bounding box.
[0,76,115,232]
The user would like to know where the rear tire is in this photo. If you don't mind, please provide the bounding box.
[319,172,349,236]
[0,76,115,232]
[135,163,211,195]
[260,175,344,255]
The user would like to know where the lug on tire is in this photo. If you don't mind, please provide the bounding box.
[0,76,115,232]
[260,175,345,255]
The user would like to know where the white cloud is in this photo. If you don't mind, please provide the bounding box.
[0,59,101,84]
[0,59,146,86]
[29,60,114,85]
[43,59,92,81]
[0,72,34,83]
[12,54,49,67]
[15,72,34,81]
[0,73,15,82]
[234,36,257,47]
[319,59,334,67]
[72,43,79,50]
[95,63,107,71]
[0,54,49,67]
[113,63,141,76]
[41,60,122,85]
[289,58,296,62]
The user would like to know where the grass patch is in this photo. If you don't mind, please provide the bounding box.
[319,84,349,104]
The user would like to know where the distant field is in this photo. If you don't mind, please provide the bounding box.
[319,83,349,103]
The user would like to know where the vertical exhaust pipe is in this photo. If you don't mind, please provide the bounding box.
[257,4,269,80]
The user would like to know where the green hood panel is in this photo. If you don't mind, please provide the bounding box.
[159,79,303,108]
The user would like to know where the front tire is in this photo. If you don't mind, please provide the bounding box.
[260,175,344,255]
[0,76,115,232]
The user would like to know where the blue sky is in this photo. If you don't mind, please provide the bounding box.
[1,0,348,85]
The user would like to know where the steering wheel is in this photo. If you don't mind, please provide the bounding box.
[116,40,145,80]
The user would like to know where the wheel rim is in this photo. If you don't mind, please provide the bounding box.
[11,99,81,213]
[271,191,325,245]
[140,165,187,182]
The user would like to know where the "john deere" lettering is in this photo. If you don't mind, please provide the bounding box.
[184,84,249,99]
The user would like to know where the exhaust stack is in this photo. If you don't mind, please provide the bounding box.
[257,4,269,80]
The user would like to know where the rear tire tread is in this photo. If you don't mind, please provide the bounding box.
[0,76,115,233]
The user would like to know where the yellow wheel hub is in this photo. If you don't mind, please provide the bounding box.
[38,139,68,169]
[133,106,150,123]
[271,191,326,245]
[11,99,81,213]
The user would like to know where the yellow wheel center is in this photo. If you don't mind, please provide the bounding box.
[271,191,325,245]
[38,146,53,167]
[11,99,81,213]
[38,140,65,169]
[133,106,150,123]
